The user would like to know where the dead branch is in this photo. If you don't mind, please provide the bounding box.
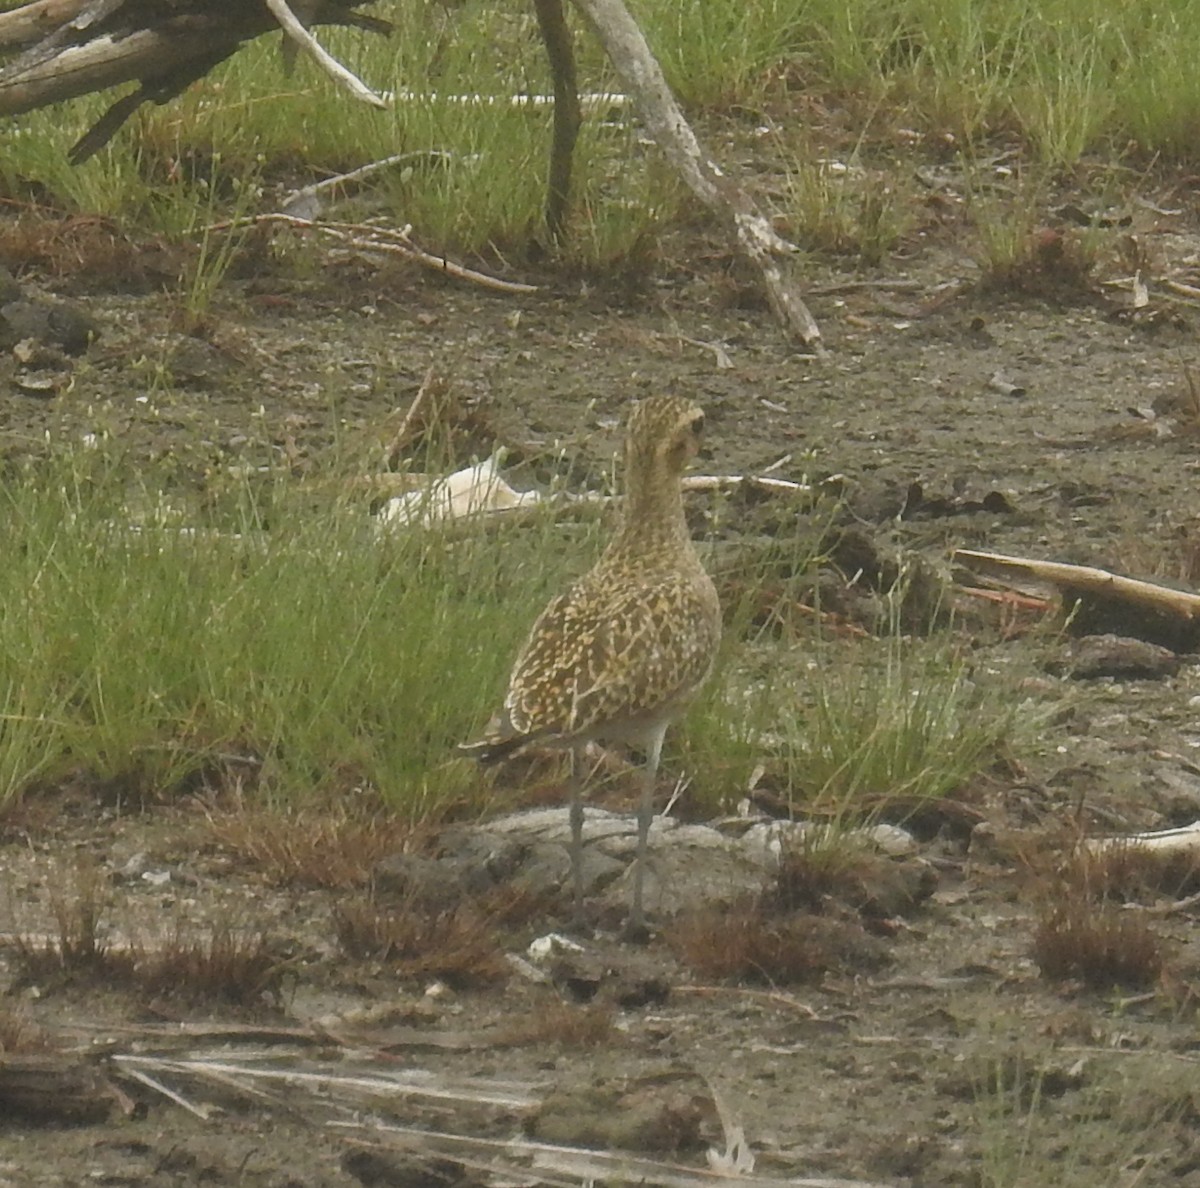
[954,547,1200,647]
[204,212,538,295]
[532,0,581,240]
[0,1,390,161]
[280,151,454,219]
[1082,821,1200,858]
[0,0,820,341]
[383,367,448,467]
[264,0,386,107]
[568,0,820,346]
[0,0,88,49]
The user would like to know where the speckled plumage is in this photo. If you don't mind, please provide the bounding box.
[463,395,721,932]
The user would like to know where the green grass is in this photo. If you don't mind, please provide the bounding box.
[0,451,1025,821]
[682,525,1029,817]
[0,447,599,813]
[972,1048,1193,1188]
[5,0,1200,268]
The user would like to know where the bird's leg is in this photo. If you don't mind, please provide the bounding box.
[569,741,585,921]
[627,724,667,939]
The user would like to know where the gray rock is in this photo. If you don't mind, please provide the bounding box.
[1,298,98,354]
[1066,633,1179,680]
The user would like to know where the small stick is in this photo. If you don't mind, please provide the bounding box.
[201,212,538,295]
[264,0,387,108]
[383,367,446,466]
[116,1065,215,1121]
[281,151,455,217]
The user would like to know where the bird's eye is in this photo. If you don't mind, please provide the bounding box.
[690,413,705,435]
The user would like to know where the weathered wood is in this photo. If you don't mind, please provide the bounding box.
[0,1,390,161]
[568,0,821,346]
[0,0,88,50]
[532,0,581,241]
[0,20,233,116]
[954,547,1200,649]
[0,0,821,342]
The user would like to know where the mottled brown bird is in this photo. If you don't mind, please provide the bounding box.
[462,395,721,933]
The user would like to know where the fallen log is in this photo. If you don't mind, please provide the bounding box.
[0,0,821,343]
[0,0,390,162]
[953,547,1200,649]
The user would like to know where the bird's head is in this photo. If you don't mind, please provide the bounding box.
[626,394,707,476]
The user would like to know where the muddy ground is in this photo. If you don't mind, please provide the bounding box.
[5,146,1200,1188]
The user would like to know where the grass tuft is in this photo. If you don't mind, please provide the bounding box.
[669,897,887,985]
[204,798,421,890]
[333,896,508,987]
[0,446,595,815]
[499,999,617,1048]
[1032,898,1166,990]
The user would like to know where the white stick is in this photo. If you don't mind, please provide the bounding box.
[264,0,388,108]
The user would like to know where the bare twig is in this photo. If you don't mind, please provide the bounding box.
[280,151,454,218]
[264,0,386,107]
[203,212,538,295]
[567,0,821,346]
[116,1065,215,1121]
[383,367,448,466]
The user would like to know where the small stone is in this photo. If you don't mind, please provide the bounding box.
[1066,634,1179,680]
[1,298,98,354]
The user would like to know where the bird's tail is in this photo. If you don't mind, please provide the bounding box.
[457,733,535,765]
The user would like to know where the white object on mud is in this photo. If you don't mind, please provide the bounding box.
[378,456,542,528]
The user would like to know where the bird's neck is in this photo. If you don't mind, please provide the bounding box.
[605,465,692,563]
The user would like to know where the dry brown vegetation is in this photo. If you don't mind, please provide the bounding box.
[1028,847,1176,990]
[204,800,422,890]
[333,896,509,987]
[498,998,617,1048]
[668,898,888,985]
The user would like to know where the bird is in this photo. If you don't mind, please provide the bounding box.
[461,394,721,935]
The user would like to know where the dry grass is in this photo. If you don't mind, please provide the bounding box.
[774,839,934,918]
[668,899,886,985]
[8,857,288,1006]
[498,999,617,1048]
[979,225,1097,297]
[1032,899,1166,989]
[333,896,508,988]
[1069,843,1200,902]
[205,800,421,890]
[12,859,120,978]
[12,912,289,1008]
[0,212,172,292]
[134,922,290,1007]
[0,1006,52,1055]
[1026,846,1172,989]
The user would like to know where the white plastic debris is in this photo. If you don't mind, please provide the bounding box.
[378,456,542,528]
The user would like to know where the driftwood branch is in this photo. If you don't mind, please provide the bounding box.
[264,0,386,107]
[0,0,89,50]
[0,0,820,343]
[205,212,538,295]
[0,1,390,161]
[953,547,1200,649]
[568,0,821,346]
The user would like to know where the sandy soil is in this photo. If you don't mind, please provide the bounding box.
[5,150,1200,1188]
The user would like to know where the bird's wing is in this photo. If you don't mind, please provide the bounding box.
[502,574,719,740]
